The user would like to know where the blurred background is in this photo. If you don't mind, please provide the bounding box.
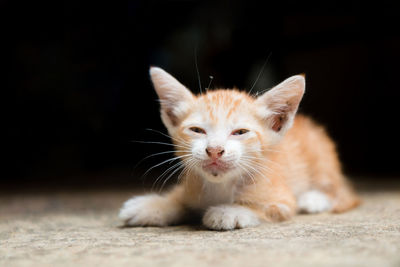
[3,0,400,189]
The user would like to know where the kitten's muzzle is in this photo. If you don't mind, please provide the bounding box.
[202,159,230,176]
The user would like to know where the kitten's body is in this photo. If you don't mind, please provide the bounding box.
[119,68,359,230]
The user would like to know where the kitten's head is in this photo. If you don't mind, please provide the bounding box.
[150,67,305,183]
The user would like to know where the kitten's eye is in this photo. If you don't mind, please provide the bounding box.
[189,127,206,134]
[232,129,249,136]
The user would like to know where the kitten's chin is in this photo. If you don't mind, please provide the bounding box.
[202,171,231,183]
[199,167,237,183]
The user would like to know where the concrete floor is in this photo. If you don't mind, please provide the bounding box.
[1,185,399,267]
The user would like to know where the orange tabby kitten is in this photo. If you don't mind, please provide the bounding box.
[119,67,360,230]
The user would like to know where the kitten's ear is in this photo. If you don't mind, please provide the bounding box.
[150,67,194,128]
[255,75,305,137]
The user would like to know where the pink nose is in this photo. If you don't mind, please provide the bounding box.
[205,147,225,160]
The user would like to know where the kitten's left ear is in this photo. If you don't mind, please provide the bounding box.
[150,67,194,129]
[255,75,305,137]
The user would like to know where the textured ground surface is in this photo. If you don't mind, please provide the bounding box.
[1,184,400,267]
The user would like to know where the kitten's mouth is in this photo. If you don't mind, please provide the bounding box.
[202,160,230,176]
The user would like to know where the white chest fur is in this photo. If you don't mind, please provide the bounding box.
[191,180,237,210]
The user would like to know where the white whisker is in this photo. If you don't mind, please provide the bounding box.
[130,140,190,150]
[159,163,187,192]
[237,163,256,185]
[143,154,191,178]
[240,159,271,180]
[152,161,184,191]
[134,150,192,169]
[145,128,191,146]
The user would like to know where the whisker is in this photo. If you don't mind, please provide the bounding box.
[194,45,202,94]
[241,158,273,173]
[240,159,271,180]
[246,147,283,154]
[143,154,191,178]
[241,155,281,169]
[249,51,272,95]
[206,75,214,91]
[152,161,184,192]
[178,159,197,182]
[237,163,256,185]
[152,161,184,191]
[263,158,282,168]
[145,128,191,146]
[239,161,263,178]
[240,155,262,160]
[130,140,190,150]
[262,148,283,153]
[134,150,192,169]
[159,164,186,193]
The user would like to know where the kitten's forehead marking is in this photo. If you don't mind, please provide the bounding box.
[198,90,254,123]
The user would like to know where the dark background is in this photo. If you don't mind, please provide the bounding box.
[4,1,400,188]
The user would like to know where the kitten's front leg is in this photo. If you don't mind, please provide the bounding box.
[233,177,297,224]
[119,185,186,226]
[201,178,297,230]
[201,201,296,231]
[202,204,261,230]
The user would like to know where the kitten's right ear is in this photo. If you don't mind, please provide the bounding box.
[149,67,194,128]
[255,75,305,141]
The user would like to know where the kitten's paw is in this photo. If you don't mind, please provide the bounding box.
[202,205,260,231]
[119,194,183,226]
[297,190,332,214]
[265,203,294,221]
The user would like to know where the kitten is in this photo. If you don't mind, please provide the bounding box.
[119,67,360,230]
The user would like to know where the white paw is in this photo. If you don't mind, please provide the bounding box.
[297,190,332,214]
[119,194,183,226]
[202,205,260,230]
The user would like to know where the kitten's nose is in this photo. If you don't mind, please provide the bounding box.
[205,146,225,160]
